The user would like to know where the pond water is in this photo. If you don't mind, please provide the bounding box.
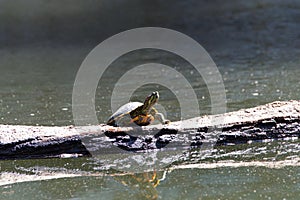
[1,0,300,199]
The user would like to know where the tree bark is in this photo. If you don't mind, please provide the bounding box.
[0,100,299,159]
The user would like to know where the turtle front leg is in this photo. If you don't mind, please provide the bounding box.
[154,112,170,125]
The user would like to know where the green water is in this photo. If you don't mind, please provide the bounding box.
[1,166,300,199]
[1,0,300,199]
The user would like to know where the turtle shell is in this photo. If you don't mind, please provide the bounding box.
[107,102,143,126]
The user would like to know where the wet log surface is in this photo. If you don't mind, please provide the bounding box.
[0,100,299,159]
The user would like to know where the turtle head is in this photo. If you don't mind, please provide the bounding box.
[142,91,159,113]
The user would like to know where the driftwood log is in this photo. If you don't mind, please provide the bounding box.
[0,100,300,159]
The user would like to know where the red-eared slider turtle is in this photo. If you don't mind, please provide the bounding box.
[107,91,170,127]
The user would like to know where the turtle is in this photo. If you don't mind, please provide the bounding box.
[107,91,170,127]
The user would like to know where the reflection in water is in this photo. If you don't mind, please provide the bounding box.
[0,160,171,200]
[1,154,300,199]
[1,139,300,198]
[112,171,169,200]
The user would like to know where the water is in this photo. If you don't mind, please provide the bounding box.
[1,141,300,199]
[1,0,300,199]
